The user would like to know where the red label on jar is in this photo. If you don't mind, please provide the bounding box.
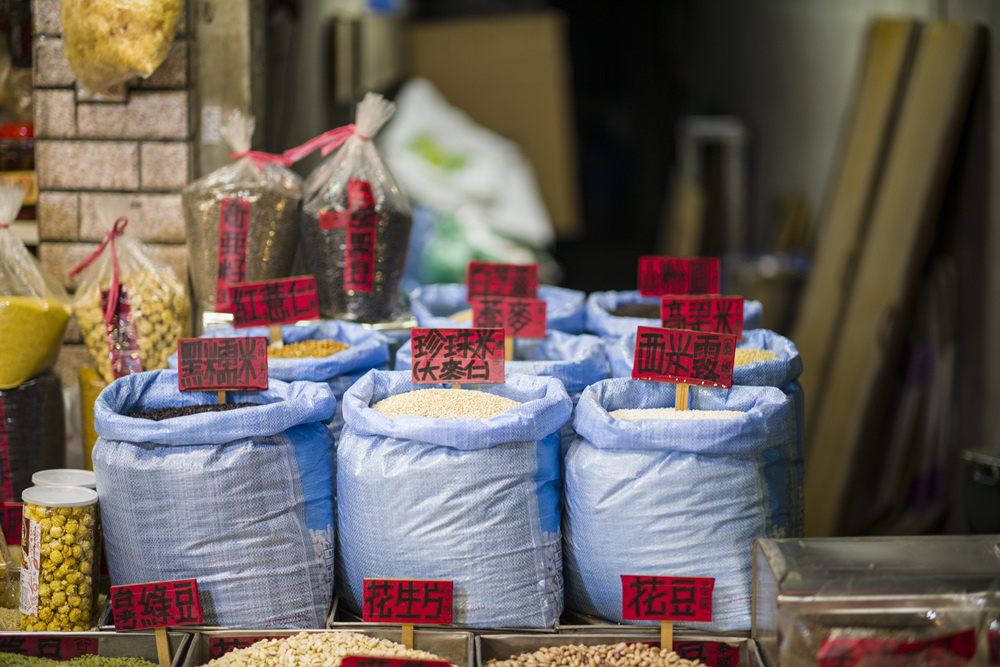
[319,210,349,230]
[345,179,376,292]
[467,261,539,299]
[0,396,11,503]
[102,285,143,379]
[0,636,99,659]
[471,297,547,339]
[207,636,290,659]
[216,198,251,312]
[672,641,739,667]
[410,328,505,384]
[620,575,714,622]
[177,337,268,391]
[661,296,744,338]
[362,578,454,624]
[817,628,977,667]
[110,578,204,630]
[638,256,720,296]
[1,502,20,546]
[631,326,736,389]
[231,276,321,329]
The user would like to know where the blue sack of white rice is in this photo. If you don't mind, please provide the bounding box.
[584,290,764,340]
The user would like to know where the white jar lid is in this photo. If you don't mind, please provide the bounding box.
[31,468,97,489]
[22,485,98,508]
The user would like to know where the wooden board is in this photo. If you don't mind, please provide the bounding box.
[792,19,919,437]
[805,21,985,536]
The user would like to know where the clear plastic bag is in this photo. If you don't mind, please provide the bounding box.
[60,0,182,94]
[0,184,71,389]
[182,110,302,314]
[294,93,413,323]
[71,201,191,383]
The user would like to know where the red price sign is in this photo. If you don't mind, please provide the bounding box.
[0,396,11,505]
[216,199,250,312]
[362,578,454,624]
[471,296,547,339]
[817,629,977,667]
[177,337,268,391]
[0,636,99,659]
[102,286,143,379]
[319,209,348,230]
[342,657,453,667]
[466,261,539,299]
[110,578,204,630]
[1,502,20,546]
[410,328,505,384]
[621,575,714,623]
[208,636,290,660]
[661,296,744,338]
[231,276,321,329]
[638,256,720,296]
[672,641,740,667]
[345,178,377,292]
[631,326,736,389]
[989,628,999,665]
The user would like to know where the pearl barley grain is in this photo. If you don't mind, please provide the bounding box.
[372,388,519,420]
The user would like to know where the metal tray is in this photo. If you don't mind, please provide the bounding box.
[0,631,190,667]
[183,629,475,667]
[328,603,558,634]
[476,632,753,667]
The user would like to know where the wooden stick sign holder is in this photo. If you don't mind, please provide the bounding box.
[269,324,283,349]
[674,383,690,412]
[155,627,171,667]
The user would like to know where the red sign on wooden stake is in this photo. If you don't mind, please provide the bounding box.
[345,179,377,292]
[621,575,714,623]
[0,636,99,659]
[110,578,204,630]
[177,337,268,391]
[638,256,720,296]
[661,296,744,338]
[471,296,547,339]
[342,657,453,667]
[362,578,454,624]
[231,276,321,329]
[817,628,977,667]
[216,199,250,312]
[466,261,539,299]
[410,328,505,384]
[631,326,736,389]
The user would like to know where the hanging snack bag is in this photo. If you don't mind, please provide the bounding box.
[61,0,182,94]
[292,92,413,323]
[585,290,764,340]
[182,111,302,315]
[71,205,191,383]
[0,184,71,388]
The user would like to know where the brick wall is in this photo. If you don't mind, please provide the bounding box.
[31,0,193,386]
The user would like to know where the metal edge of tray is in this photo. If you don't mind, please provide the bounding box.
[475,632,752,667]
[0,630,190,667]
[328,605,558,635]
[182,628,474,667]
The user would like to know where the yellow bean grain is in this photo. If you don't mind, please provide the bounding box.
[267,339,349,359]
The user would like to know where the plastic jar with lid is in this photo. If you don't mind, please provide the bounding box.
[31,469,96,489]
[19,485,98,631]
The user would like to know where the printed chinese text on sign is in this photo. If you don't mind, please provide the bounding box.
[466,261,539,299]
[215,199,250,312]
[110,579,204,631]
[631,326,736,389]
[410,328,505,384]
[362,578,454,624]
[471,297,547,339]
[177,337,268,391]
[637,256,720,297]
[231,276,321,329]
[660,296,744,339]
[620,575,714,623]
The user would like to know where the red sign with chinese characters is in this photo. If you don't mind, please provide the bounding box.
[661,296,744,339]
[342,657,453,667]
[102,286,143,379]
[466,261,539,299]
[638,256,720,297]
[110,578,204,630]
[177,337,268,391]
[1,501,20,546]
[0,397,11,504]
[362,578,454,624]
[631,326,736,389]
[216,198,250,312]
[471,296,547,339]
[319,209,348,230]
[345,179,377,292]
[231,276,321,329]
[672,641,740,667]
[410,328,505,384]
[817,628,977,667]
[208,636,290,660]
[621,575,714,623]
[0,636,99,659]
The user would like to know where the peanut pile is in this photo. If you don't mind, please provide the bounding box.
[202,631,453,667]
[486,642,705,667]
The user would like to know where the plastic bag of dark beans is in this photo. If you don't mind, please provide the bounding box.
[289,92,413,323]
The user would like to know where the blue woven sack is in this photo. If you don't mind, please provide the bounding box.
[408,283,586,334]
[92,370,336,629]
[169,320,389,442]
[605,328,805,534]
[564,378,794,632]
[584,290,764,340]
[337,370,572,628]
